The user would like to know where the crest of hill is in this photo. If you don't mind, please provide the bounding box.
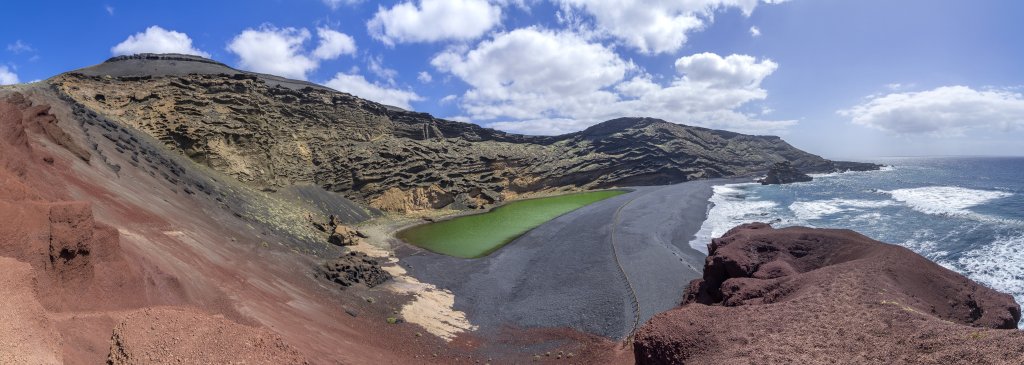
[52,54,878,211]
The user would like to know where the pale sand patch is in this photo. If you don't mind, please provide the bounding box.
[350,217,477,341]
[385,265,477,341]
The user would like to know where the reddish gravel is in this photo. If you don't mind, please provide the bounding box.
[107,307,307,364]
[634,223,1024,365]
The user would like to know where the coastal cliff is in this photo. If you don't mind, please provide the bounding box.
[50,54,877,212]
[634,223,1024,364]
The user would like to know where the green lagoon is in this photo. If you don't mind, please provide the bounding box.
[398,190,627,258]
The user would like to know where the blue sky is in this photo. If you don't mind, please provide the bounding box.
[3,0,1023,158]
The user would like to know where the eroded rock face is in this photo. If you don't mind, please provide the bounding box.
[318,252,391,289]
[50,55,877,212]
[758,161,812,185]
[634,223,1024,365]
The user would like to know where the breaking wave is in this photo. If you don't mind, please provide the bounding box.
[788,199,895,221]
[883,186,1013,219]
[689,184,779,254]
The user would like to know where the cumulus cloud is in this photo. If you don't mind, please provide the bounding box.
[675,52,778,88]
[312,28,357,60]
[111,26,209,57]
[840,86,1024,135]
[368,0,502,45]
[227,25,355,80]
[750,26,761,37]
[0,65,19,85]
[324,73,423,109]
[418,71,433,83]
[433,28,792,135]
[555,0,786,54]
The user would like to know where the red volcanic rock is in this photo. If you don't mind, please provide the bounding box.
[634,223,1024,365]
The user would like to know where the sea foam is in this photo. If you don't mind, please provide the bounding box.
[883,186,1012,218]
[952,234,1024,325]
[789,199,895,221]
[689,184,778,254]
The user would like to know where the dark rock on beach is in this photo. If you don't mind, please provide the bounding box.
[758,161,813,185]
[318,252,391,289]
[634,223,1024,365]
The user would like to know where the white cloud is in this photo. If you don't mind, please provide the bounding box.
[312,28,357,60]
[368,56,398,84]
[368,0,502,45]
[105,5,114,15]
[322,0,361,9]
[7,40,33,54]
[0,65,19,85]
[554,0,786,54]
[675,52,778,88]
[433,28,792,135]
[111,26,210,57]
[227,25,355,80]
[418,71,433,83]
[750,26,761,37]
[324,73,423,110]
[840,86,1024,135]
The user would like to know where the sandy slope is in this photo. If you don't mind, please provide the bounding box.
[0,86,468,363]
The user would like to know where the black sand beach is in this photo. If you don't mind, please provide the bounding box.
[397,179,734,339]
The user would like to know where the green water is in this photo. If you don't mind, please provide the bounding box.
[398,190,627,258]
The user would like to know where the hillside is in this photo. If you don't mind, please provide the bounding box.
[50,53,876,212]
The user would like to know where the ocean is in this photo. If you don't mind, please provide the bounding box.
[689,156,1024,325]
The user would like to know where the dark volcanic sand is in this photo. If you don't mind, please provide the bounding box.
[634,223,1024,365]
[399,179,736,340]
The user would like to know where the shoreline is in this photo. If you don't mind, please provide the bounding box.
[369,179,735,341]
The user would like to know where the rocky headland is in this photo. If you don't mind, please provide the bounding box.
[634,223,1024,365]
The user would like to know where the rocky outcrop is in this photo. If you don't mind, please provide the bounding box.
[634,223,1024,365]
[328,225,363,246]
[758,161,813,185]
[50,54,878,213]
[317,252,391,289]
[308,213,368,246]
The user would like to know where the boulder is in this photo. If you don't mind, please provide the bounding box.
[327,225,362,246]
[758,161,812,185]
[318,252,391,289]
[634,223,1024,365]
